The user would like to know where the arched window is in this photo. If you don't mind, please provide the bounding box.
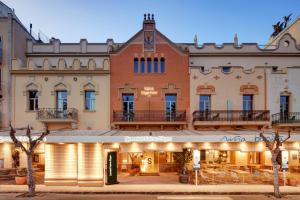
[147,58,152,73]
[140,58,145,73]
[134,58,138,73]
[154,58,158,73]
[160,58,165,73]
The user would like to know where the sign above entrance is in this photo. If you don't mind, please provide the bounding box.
[124,136,172,143]
[141,87,158,97]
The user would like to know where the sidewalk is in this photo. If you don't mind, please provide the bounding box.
[0,184,300,195]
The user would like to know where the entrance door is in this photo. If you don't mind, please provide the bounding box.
[122,94,134,121]
[165,94,177,121]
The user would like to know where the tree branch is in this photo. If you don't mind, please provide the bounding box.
[9,124,29,154]
[280,129,291,145]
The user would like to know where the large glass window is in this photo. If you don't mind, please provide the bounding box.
[154,58,158,73]
[56,91,68,110]
[140,58,145,73]
[147,58,152,73]
[243,95,253,111]
[160,58,165,73]
[85,91,95,111]
[200,95,211,111]
[122,94,134,121]
[165,94,177,121]
[28,91,38,111]
[134,58,138,73]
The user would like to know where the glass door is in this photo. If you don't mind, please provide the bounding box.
[122,94,134,121]
[200,95,211,120]
[56,91,68,118]
[165,94,177,121]
[243,95,253,120]
[280,95,289,121]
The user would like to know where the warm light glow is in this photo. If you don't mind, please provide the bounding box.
[78,143,103,180]
[239,142,248,151]
[293,142,300,150]
[45,144,77,181]
[220,142,229,150]
[112,143,119,149]
[59,143,65,145]
[203,142,211,150]
[166,142,175,151]
[184,142,193,148]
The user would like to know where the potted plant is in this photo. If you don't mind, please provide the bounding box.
[173,148,193,184]
[15,168,27,185]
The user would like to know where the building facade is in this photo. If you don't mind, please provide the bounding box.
[0,6,300,186]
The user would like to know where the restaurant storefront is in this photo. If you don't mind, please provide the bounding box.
[1,130,300,186]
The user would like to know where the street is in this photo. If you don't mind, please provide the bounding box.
[0,194,299,200]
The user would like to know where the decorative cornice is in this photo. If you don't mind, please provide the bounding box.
[10,70,110,75]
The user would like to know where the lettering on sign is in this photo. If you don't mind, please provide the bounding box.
[141,87,158,97]
[221,136,246,142]
[124,136,172,143]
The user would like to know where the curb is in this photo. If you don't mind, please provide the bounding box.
[1,191,300,195]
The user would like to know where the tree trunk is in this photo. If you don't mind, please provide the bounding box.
[27,152,36,197]
[272,151,281,198]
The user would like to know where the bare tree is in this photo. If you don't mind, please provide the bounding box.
[260,128,290,198]
[9,124,49,197]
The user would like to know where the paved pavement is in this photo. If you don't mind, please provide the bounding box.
[0,184,300,195]
[0,194,300,200]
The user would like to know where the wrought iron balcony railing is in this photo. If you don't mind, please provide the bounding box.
[37,108,78,122]
[272,112,300,124]
[193,110,270,122]
[113,110,186,122]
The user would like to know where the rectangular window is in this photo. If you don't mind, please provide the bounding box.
[85,91,96,111]
[147,58,151,73]
[56,91,68,110]
[154,58,158,73]
[200,95,211,111]
[122,94,134,121]
[160,58,165,73]
[134,58,138,73]
[243,95,253,111]
[140,58,145,73]
[28,91,38,111]
[165,94,177,121]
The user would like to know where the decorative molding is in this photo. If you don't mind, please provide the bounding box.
[196,84,216,95]
[51,81,71,95]
[161,83,181,99]
[118,83,138,100]
[80,80,99,95]
[23,81,42,96]
[240,84,259,95]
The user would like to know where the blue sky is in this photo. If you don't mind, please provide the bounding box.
[2,0,300,44]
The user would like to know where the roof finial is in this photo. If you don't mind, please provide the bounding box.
[234,33,238,47]
[144,13,146,20]
[147,13,150,20]
[151,14,154,20]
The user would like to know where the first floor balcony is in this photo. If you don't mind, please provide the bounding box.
[37,108,78,123]
[272,112,300,127]
[192,110,270,127]
[112,110,187,129]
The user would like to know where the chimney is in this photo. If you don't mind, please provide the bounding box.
[30,23,32,35]
[143,13,155,30]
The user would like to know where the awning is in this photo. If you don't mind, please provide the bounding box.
[0,129,299,144]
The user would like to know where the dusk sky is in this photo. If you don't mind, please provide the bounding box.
[2,0,300,44]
